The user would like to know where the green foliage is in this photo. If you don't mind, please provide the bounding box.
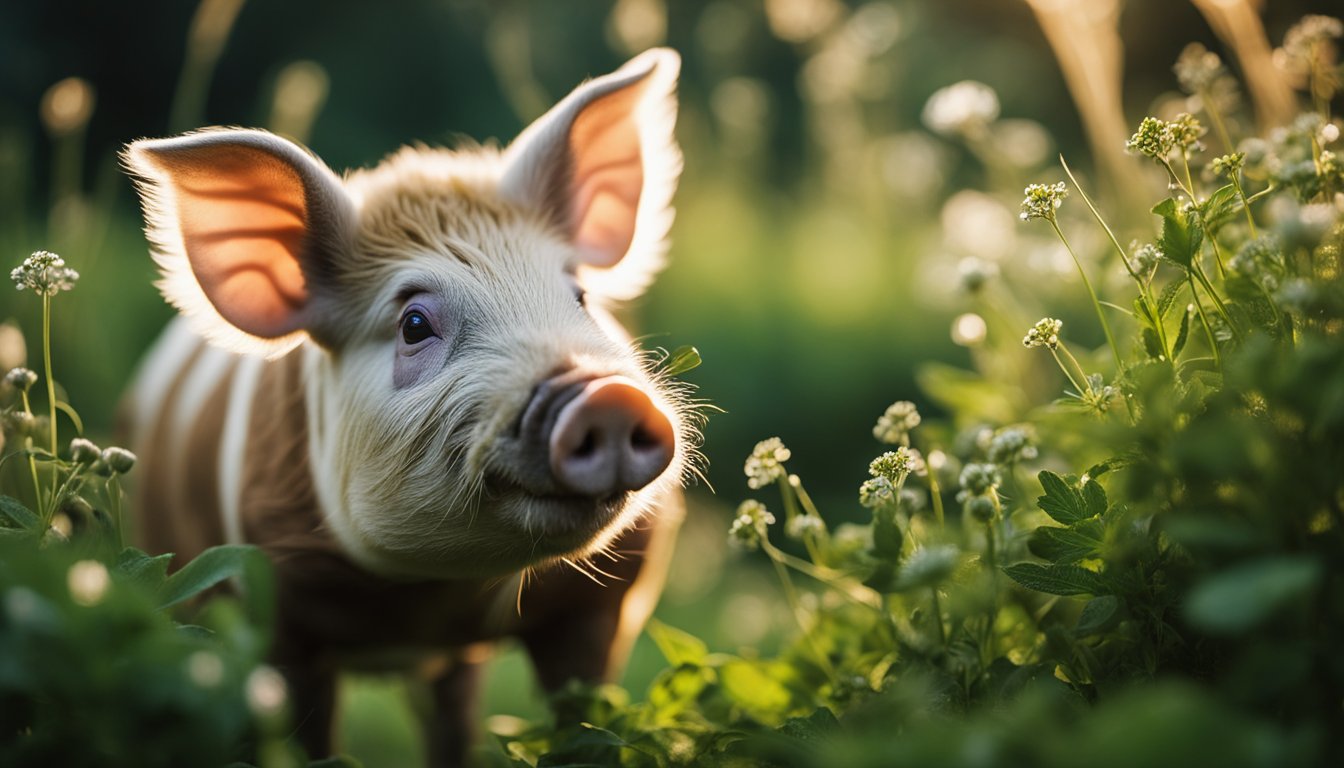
[0,265,329,766]
[478,16,1344,766]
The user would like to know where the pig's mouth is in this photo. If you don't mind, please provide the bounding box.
[480,472,633,548]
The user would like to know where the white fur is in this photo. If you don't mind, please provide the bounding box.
[126,51,695,582]
[218,354,265,545]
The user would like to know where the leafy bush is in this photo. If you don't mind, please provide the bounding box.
[0,253,345,767]
[488,15,1344,768]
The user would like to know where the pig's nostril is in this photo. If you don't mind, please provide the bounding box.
[547,376,675,499]
[573,430,598,459]
[630,425,658,450]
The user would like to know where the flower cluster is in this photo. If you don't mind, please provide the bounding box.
[956,463,1001,522]
[4,367,37,393]
[744,437,791,489]
[1126,117,1177,160]
[1081,373,1119,416]
[987,426,1038,465]
[1230,235,1284,290]
[1019,182,1067,222]
[922,80,999,137]
[1128,241,1162,277]
[10,251,78,297]
[1281,15,1343,67]
[858,476,896,509]
[873,400,921,445]
[728,500,776,549]
[785,513,825,540]
[1173,42,1226,94]
[1022,317,1062,350]
[1168,113,1206,152]
[1210,152,1245,178]
[64,436,136,476]
[868,447,924,485]
[957,257,999,294]
[1126,113,1205,161]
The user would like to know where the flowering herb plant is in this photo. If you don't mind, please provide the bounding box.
[489,14,1344,767]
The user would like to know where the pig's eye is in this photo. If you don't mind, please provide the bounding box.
[400,309,437,344]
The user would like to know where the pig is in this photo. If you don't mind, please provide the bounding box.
[119,49,694,766]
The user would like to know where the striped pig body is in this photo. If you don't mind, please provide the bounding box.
[121,50,691,765]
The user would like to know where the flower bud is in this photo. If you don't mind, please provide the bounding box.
[100,447,136,475]
[5,410,36,437]
[4,367,37,393]
[69,437,100,465]
[964,494,997,522]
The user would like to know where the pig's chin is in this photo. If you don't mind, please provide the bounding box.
[490,479,632,548]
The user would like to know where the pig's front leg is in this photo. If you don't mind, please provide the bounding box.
[520,497,683,695]
[425,653,485,768]
[521,608,625,692]
[273,651,338,760]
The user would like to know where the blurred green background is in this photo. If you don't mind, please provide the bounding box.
[0,1,1335,764]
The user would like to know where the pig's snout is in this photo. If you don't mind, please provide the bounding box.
[537,376,675,499]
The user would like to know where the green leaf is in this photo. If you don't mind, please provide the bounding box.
[1173,304,1192,358]
[1201,183,1239,231]
[1003,563,1108,596]
[1083,454,1136,481]
[1156,279,1186,319]
[720,659,793,716]
[1028,524,1102,564]
[0,495,39,530]
[1133,297,1157,328]
[1075,595,1121,635]
[1152,197,1203,268]
[1185,557,1321,634]
[1082,479,1107,518]
[1036,471,1089,524]
[871,508,903,561]
[777,707,840,743]
[1141,327,1163,359]
[157,544,267,610]
[662,345,702,377]
[115,546,174,592]
[646,619,707,667]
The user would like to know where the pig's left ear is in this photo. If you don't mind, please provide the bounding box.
[122,129,356,357]
[500,49,682,301]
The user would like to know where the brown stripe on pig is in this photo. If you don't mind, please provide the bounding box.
[131,338,233,564]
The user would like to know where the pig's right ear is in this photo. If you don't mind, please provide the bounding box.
[500,49,682,301]
[122,128,355,357]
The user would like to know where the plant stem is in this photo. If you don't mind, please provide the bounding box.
[19,392,43,516]
[1190,261,1238,338]
[780,475,824,564]
[108,476,124,549]
[926,460,946,528]
[1050,220,1124,373]
[930,586,947,650]
[982,517,1000,665]
[1188,274,1223,369]
[1230,174,1259,239]
[1059,157,1170,356]
[763,538,884,611]
[761,541,837,678]
[42,295,57,521]
[1052,345,1090,396]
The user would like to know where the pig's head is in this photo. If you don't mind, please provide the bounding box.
[123,50,697,580]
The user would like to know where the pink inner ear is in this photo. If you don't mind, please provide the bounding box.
[568,82,646,268]
[157,145,310,338]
